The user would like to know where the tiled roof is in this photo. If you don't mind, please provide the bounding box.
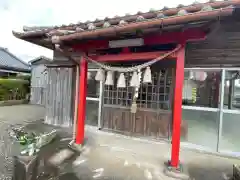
[12,0,240,44]
[0,47,30,72]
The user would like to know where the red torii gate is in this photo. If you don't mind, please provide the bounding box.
[74,28,206,168]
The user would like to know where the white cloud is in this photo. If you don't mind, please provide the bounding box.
[0,0,208,62]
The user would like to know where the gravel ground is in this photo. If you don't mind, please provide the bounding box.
[0,105,45,180]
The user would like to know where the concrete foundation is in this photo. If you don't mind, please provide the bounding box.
[163,161,190,180]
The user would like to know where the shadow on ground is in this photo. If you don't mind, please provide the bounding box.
[58,173,79,180]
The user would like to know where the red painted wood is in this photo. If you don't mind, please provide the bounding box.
[89,51,176,62]
[144,29,205,45]
[71,28,206,51]
[76,57,88,145]
[170,44,185,168]
[122,47,130,54]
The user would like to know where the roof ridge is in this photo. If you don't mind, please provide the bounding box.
[29,55,52,64]
[20,0,239,32]
[12,0,240,47]
[0,46,8,51]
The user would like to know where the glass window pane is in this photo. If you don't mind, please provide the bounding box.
[86,100,99,126]
[219,112,240,155]
[183,70,221,108]
[87,71,100,98]
[223,70,240,110]
[181,109,218,151]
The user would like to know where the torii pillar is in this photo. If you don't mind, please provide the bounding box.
[164,43,189,179]
[76,57,88,145]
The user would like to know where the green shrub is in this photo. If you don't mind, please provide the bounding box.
[0,78,30,101]
[16,74,31,81]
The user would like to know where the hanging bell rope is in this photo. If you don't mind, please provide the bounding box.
[54,43,181,74]
[55,43,181,89]
[83,45,181,73]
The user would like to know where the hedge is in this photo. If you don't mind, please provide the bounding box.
[0,78,30,101]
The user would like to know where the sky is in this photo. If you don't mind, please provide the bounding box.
[0,0,208,62]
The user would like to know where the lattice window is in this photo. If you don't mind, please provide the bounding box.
[103,68,173,110]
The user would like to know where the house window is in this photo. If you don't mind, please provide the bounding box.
[223,70,240,110]
[182,70,221,108]
[86,70,100,126]
[87,71,100,98]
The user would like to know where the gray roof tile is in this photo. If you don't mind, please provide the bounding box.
[0,47,30,71]
[12,0,240,43]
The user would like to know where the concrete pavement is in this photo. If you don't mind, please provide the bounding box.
[0,105,45,180]
[0,104,238,179]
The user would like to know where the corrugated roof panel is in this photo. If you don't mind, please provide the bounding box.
[0,48,30,71]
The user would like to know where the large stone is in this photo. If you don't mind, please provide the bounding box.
[233,164,240,180]
[12,155,39,180]
[163,161,190,180]
[68,142,84,152]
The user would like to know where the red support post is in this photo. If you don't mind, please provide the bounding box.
[170,44,185,168]
[76,57,88,145]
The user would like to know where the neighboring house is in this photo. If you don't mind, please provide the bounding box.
[12,0,240,169]
[0,47,30,77]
